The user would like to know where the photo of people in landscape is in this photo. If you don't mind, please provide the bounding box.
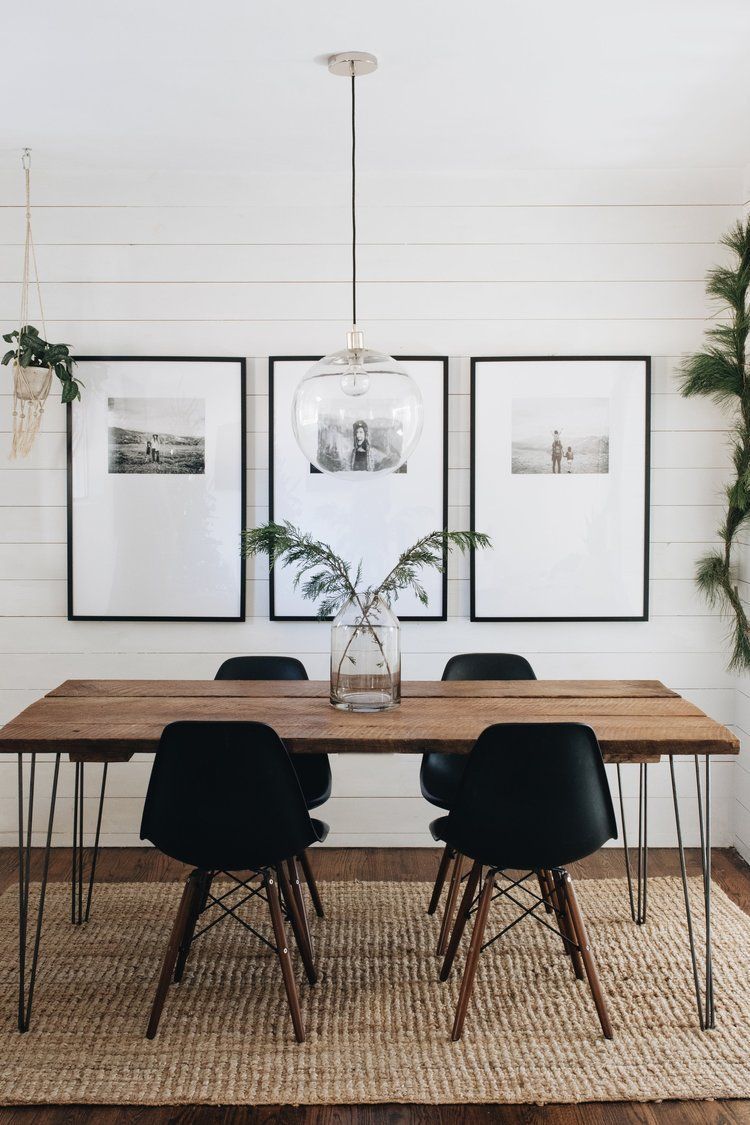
[311,415,406,474]
[511,397,610,475]
[107,397,205,475]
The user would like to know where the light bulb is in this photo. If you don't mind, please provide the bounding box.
[340,363,370,397]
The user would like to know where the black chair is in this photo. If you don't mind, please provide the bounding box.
[431,722,617,1041]
[215,656,331,917]
[140,720,328,1042]
[422,653,536,955]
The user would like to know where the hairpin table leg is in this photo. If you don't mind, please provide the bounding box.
[617,762,648,924]
[71,762,109,925]
[669,754,714,1030]
[636,763,648,924]
[17,751,61,1032]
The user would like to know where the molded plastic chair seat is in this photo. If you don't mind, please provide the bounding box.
[420,755,466,810]
[420,653,536,810]
[296,762,333,810]
[215,655,309,681]
[431,721,617,1041]
[140,720,326,1043]
[423,654,537,941]
[215,656,332,810]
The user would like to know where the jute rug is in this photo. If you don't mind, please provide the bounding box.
[0,877,748,1105]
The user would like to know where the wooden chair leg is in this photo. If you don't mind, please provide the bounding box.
[545,869,573,958]
[146,871,202,1039]
[451,869,496,1041]
[561,871,614,1040]
[173,870,213,983]
[436,852,464,957]
[427,845,454,915]
[440,859,483,981]
[266,870,305,1042]
[286,858,315,959]
[552,869,585,980]
[298,850,324,918]
[537,869,553,915]
[280,860,317,985]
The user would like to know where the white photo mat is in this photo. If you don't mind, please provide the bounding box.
[68,357,246,620]
[269,357,448,620]
[471,357,650,621]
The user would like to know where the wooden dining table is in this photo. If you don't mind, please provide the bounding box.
[0,677,738,1034]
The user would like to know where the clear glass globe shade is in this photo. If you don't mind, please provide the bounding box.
[292,347,424,478]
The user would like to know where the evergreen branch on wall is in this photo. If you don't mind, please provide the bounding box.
[680,217,750,669]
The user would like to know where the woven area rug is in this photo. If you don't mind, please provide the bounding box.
[0,877,749,1105]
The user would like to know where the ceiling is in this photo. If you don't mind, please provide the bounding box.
[4,0,750,176]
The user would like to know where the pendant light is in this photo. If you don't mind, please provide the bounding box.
[292,52,423,478]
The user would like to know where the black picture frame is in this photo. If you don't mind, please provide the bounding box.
[268,355,450,621]
[470,355,651,622]
[67,355,247,622]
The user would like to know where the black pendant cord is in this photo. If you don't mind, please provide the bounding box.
[351,70,357,328]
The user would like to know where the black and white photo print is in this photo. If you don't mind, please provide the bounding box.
[313,415,406,474]
[107,397,205,475]
[511,397,609,475]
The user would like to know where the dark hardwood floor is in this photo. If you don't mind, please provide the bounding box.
[1,845,749,1125]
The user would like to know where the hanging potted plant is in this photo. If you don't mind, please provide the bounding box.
[3,150,82,459]
[2,325,81,401]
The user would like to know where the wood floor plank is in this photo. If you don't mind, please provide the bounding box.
[0,1102,747,1123]
[1,847,748,903]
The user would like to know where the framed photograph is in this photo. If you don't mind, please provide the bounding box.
[67,356,246,621]
[471,356,650,621]
[269,356,448,620]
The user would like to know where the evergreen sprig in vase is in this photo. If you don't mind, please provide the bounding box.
[241,522,491,712]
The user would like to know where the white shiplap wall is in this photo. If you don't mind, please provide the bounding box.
[0,166,744,848]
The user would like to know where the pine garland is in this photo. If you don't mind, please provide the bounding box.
[679,217,750,668]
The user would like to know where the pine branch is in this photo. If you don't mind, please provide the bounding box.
[376,530,491,606]
[241,521,357,617]
[241,521,491,618]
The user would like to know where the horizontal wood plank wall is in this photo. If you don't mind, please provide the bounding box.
[0,166,743,846]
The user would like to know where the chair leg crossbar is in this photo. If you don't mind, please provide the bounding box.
[147,862,318,1043]
[438,861,614,1042]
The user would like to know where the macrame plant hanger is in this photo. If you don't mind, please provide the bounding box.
[11,149,52,458]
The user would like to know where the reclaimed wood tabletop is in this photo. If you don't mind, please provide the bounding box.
[0,680,738,762]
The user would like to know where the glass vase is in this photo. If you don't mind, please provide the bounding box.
[330,592,401,711]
